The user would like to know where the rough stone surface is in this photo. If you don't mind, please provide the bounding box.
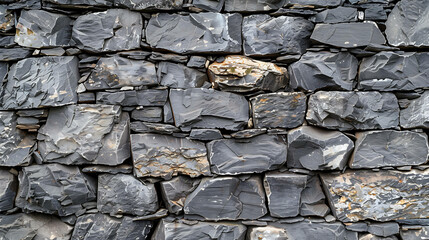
[130,121,180,135]
[43,0,113,7]
[2,56,78,110]
[0,48,32,61]
[0,6,14,32]
[16,164,96,216]
[310,7,357,23]
[0,170,17,211]
[207,134,287,175]
[401,226,429,240]
[131,133,210,179]
[242,15,313,56]
[170,88,249,131]
[146,13,242,54]
[184,176,267,220]
[287,126,354,171]
[96,89,168,107]
[160,176,200,214]
[224,0,284,12]
[306,91,400,130]
[368,222,399,237]
[300,175,330,217]
[158,62,208,89]
[208,55,287,92]
[251,92,307,129]
[193,0,224,12]
[189,129,222,141]
[284,0,343,7]
[350,130,429,169]
[289,51,358,91]
[131,107,162,123]
[114,0,183,10]
[400,91,429,129]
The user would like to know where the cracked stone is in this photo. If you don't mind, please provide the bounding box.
[309,7,357,23]
[368,222,399,237]
[158,61,208,89]
[224,0,284,12]
[96,89,168,107]
[400,91,429,129]
[0,170,17,211]
[160,176,200,214]
[114,0,183,10]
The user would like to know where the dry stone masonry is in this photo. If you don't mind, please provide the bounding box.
[0,0,428,239]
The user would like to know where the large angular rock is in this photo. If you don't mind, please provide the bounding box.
[0,48,32,61]
[207,134,287,175]
[170,88,249,131]
[208,55,287,92]
[85,55,157,90]
[306,91,399,130]
[96,89,168,107]
[98,174,158,216]
[359,52,429,91]
[184,176,267,220]
[0,213,73,240]
[2,56,78,110]
[72,9,142,53]
[321,169,429,222]
[385,0,429,47]
[158,62,208,89]
[16,164,96,216]
[310,22,386,48]
[287,126,354,171]
[114,0,183,10]
[38,105,130,165]
[153,219,247,240]
[146,13,242,54]
[350,130,429,168]
[160,176,200,214]
[300,175,330,217]
[400,91,429,129]
[15,10,72,48]
[250,92,307,129]
[0,111,36,166]
[71,213,153,240]
[264,172,307,218]
[310,7,357,23]
[0,170,17,211]
[284,0,343,7]
[224,0,284,12]
[131,133,210,178]
[42,0,113,7]
[289,51,358,91]
[242,15,313,56]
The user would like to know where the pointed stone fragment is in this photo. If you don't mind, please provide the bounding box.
[160,176,200,214]
[400,91,429,129]
[0,170,17,211]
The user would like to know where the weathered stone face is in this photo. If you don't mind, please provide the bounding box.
[400,91,429,129]
[0,169,17,211]
[224,0,285,12]
[284,0,343,7]
[114,0,183,10]
[96,89,168,107]
[0,6,14,33]
[43,0,113,7]
[160,176,200,214]
[310,7,357,23]
[158,62,208,89]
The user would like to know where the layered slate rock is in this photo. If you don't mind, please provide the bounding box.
[158,62,208,89]
[242,15,313,56]
[72,9,142,53]
[250,92,307,129]
[208,55,287,92]
[96,89,168,107]
[189,129,223,141]
[0,213,73,240]
[16,164,96,216]
[310,7,357,23]
[38,105,131,165]
[98,174,158,216]
[350,130,429,168]
[400,91,429,129]
[264,172,307,218]
[311,22,386,48]
[0,111,36,166]
[224,0,284,12]
[289,51,358,91]
[146,13,242,54]
[207,134,287,175]
[169,88,249,131]
[359,52,429,91]
[287,126,354,171]
[321,169,429,222]
[401,226,429,240]
[114,0,183,10]
[72,213,153,240]
[192,0,225,12]
[159,176,200,214]
[184,176,267,220]
[306,91,399,130]
[85,55,157,90]
[385,0,429,47]
[2,56,78,109]
[15,10,72,48]
[42,0,113,7]
[0,48,32,61]
[284,0,343,7]
[0,170,17,211]
[368,222,399,237]
[153,219,247,240]
[300,175,330,217]
[131,133,210,178]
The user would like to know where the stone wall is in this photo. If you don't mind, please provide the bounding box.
[0,0,428,239]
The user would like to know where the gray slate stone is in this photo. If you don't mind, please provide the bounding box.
[98,174,158,216]
[146,13,242,54]
[289,51,358,91]
[359,52,429,91]
[189,129,223,141]
[184,176,267,220]
[225,0,284,12]
[400,91,429,129]
[368,222,399,237]
[288,126,354,171]
[310,22,385,48]
[401,226,429,240]
[158,62,208,89]
[131,133,211,178]
[85,55,157,90]
[131,107,163,122]
[38,105,130,165]
[130,121,180,135]
[2,56,78,110]
[310,7,357,23]
[72,9,142,53]
[385,0,429,47]
[250,92,307,129]
[350,130,429,168]
[170,88,249,131]
[16,164,96,216]
[160,176,200,214]
[284,0,343,7]
[114,0,183,10]
[231,128,266,139]
[264,172,307,218]
[153,219,247,240]
[82,164,132,174]
[96,89,168,107]
[15,10,72,48]
[306,91,399,130]
[42,0,113,7]
[321,169,429,222]
[300,175,330,217]
[242,15,313,56]
[0,6,13,32]
[0,170,17,211]
[71,213,153,240]
[360,234,398,240]
[193,0,224,12]
[207,134,287,175]
[0,48,32,61]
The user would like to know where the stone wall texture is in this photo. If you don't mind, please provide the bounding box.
[0,0,428,239]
